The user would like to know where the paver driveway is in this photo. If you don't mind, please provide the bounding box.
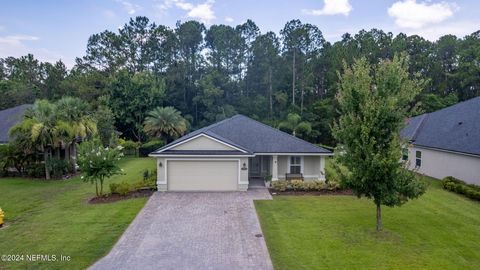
[90,189,273,270]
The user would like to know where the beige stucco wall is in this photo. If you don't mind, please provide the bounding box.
[406,146,480,185]
[276,155,326,181]
[171,135,235,151]
[277,156,288,179]
[156,157,248,191]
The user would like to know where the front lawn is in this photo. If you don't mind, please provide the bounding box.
[0,157,155,270]
[255,177,480,269]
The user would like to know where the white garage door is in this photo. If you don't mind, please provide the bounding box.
[167,160,238,191]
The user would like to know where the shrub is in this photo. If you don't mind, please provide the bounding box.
[271,181,288,192]
[139,139,165,157]
[25,163,46,178]
[290,180,304,191]
[270,180,339,192]
[442,176,480,201]
[118,139,140,156]
[110,181,132,195]
[46,158,69,178]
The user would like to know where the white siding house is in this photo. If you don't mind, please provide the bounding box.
[401,97,480,185]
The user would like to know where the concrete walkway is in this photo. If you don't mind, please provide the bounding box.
[90,189,273,270]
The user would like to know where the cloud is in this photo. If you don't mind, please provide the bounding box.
[388,0,457,29]
[303,0,352,16]
[225,16,234,23]
[104,10,116,19]
[404,20,480,41]
[0,35,74,68]
[155,0,216,23]
[116,0,142,15]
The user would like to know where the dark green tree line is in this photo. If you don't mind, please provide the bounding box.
[1,17,479,145]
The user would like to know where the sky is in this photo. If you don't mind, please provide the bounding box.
[0,0,479,68]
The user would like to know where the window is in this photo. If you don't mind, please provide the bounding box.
[402,148,409,161]
[290,156,302,174]
[415,151,422,167]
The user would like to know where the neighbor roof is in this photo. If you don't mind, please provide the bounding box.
[152,115,331,155]
[0,104,32,143]
[400,96,480,156]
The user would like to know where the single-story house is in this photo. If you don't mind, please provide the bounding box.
[0,104,32,144]
[149,115,333,191]
[401,96,480,185]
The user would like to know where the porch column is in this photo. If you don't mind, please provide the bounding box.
[272,155,278,181]
[320,156,326,180]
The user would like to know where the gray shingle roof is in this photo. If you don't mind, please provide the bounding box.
[401,96,480,156]
[153,115,331,155]
[0,104,32,143]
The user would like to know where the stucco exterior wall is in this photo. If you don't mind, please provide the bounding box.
[171,135,235,151]
[275,155,326,181]
[277,156,288,179]
[406,146,480,185]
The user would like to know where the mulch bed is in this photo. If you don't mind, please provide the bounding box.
[88,189,155,204]
[269,188,353,196]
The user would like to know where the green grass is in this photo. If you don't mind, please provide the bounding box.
[255,177,480,270]
[0,157,155,270]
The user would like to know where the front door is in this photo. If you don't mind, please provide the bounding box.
[249,156,261,178]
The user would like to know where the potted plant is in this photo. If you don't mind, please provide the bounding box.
[264,174,272,187]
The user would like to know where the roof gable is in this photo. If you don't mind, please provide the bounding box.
[401,97,480,156]
[169,134,242,151]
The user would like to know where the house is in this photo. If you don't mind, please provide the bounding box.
[401,96,480,185]
[0,104,32,144]
[149,115,333,191]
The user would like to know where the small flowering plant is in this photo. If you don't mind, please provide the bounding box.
[77,139,124,197]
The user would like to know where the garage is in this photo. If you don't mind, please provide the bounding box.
[167,160,239,191]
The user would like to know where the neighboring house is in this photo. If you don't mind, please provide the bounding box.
[149,115,333,191]
[401,96,480,185]
[0,104,32,144]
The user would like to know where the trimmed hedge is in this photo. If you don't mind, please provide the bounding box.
[271,180,340,192]
[442,176,480,201]
[139,139,165,157]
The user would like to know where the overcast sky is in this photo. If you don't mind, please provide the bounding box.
[1,0,478,68]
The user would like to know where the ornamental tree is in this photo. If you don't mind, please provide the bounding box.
[77,140,124,197]
[332,54,427,231]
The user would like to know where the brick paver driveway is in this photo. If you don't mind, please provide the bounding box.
[90,189,273,270]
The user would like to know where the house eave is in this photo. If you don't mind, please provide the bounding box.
[148,154,255,158]
[411,144,480,158]
[253,152,334,156]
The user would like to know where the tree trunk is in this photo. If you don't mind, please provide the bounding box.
[65,143,70,171]
[269,67,273,118]
[44,149,51,180]
[100,178,104,196]
[95,180,99,197]
[376,203,382,231]
[71,143,77,174]
[300,82,304,113]
[292,49,296,106]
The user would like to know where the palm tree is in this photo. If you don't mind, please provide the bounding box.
[278,113,312,137]
[143,106,188,142]
[55,97,97,173]
[11,100,58,179]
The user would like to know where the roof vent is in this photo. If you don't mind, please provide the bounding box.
[458,121,463,125]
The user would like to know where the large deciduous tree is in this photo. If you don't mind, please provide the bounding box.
[333,54,427,231]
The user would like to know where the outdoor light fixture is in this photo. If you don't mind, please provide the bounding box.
[241,162,247,170]
[159,162,163,168]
